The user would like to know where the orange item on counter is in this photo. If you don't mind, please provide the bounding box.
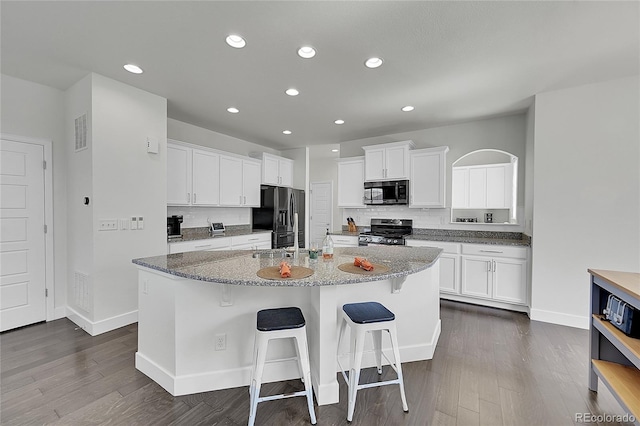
[354,257,374,271]
[279,261,291,278]
[360,259,374,271]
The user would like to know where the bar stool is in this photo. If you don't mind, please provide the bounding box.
[248,307,317,426]
[337,301,409,422]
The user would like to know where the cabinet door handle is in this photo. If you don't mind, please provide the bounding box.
[493,260,496,272]
[487,261,491,272]
[244,196,247,204]
[239,195,242,204]
[195,244,213,249]
[194,193,197,203]
[187,193,191,203]
[480,249,503,253]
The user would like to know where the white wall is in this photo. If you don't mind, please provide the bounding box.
[91,74,167,324]
[0,74,68,317]
[65,75,95,319]
[524,103,535,236]
[168,118,280,157]
[531,76,640,329]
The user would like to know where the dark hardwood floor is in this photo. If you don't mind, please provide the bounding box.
[1,300,633,425]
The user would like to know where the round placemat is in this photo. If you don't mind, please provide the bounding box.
[257,266,314,280]
[338,263,390,275]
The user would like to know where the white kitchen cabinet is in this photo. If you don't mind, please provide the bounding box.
[337,157,365,207]
[219,155,261,207]
[258,152,293,187]
[362,140,414,181]
[331,235,359,247]
[460,244,527,305]
[192,150,220,206]
[405,239,460,295]
[409,146,449,208]
[167,144,192,205]
[168,237,231,254]
[452,163,513,209]
[231,233,271,250]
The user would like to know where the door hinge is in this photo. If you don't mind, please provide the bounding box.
[44,224,48,233]
[45,288,48,297]
[43,160,47,170]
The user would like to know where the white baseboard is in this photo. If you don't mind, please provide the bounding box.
[530,308,589,329]
[67,307,138,336]
[441,294,530,314]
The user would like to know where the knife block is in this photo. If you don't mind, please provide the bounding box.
[348,222,357,232]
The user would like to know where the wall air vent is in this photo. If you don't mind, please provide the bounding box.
[74,271,91,312]
[74,114,87,152]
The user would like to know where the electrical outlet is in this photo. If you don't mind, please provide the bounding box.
[98,219,118,231]
[215,333,226,351]
[142,279,149,295]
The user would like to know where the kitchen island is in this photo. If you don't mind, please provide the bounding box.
[132,246,442,405]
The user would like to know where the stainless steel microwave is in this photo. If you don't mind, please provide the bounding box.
[363,180,409,205]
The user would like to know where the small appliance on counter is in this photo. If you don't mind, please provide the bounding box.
[347,217,357,232]
[167,215,183,239]
[210,222,225,235]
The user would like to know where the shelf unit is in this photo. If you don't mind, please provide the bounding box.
[589,269,640,424]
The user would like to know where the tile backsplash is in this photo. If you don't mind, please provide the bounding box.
[167,206,251,229]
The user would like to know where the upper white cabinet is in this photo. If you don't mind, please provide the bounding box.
[337,157,365,207]
[219,155,261,207]
[362,140,414,181]
[452,163,513,209]
[258,152,293,187]
[168,140,260,208]
[167,144,192,205]
[192,150,220,206]
[409,146,449,208]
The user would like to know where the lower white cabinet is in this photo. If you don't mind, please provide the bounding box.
[405,239,460,294]
[331,235,359,247]
[406,239,529,311]
[168,232,271,254]
[231,233,271,250]
[460,244,528,306]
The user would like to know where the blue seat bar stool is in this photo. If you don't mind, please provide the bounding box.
[337,302,409,422]
[248,307,317,426]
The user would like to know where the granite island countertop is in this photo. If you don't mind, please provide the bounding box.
[133,246,442,287]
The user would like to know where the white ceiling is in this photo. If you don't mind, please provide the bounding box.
[2,1,638,151]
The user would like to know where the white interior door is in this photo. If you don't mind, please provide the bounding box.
[310,182,332,246]
[1,139,46,331]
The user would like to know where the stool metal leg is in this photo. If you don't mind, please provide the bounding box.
[347,328,366,422]
[372,330,383,375]
[389,323,409,412]
[294,332,317,425]
[249,333,268,426]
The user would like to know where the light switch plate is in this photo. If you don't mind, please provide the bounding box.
[99,219,118,231]
[130,216,138,230]
[137,216,144,230]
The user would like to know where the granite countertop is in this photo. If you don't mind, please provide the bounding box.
[405,233,530,247]
[133,246,442,287]
[169,226,271,243]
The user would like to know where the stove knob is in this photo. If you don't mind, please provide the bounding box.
[393,239,398,244]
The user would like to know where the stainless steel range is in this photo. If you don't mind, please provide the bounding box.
[358,218,413,246]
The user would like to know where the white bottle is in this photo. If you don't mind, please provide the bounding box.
[322,229,334,259]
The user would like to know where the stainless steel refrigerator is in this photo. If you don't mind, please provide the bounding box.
[252,186,305,249]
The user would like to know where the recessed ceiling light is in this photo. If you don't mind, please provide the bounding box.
[331,149,339,152]
[401,106,415,112]
[123,64,143,74]
[364,57,383,69]
[225,34,246,48]
[283,130,292,135]
[285,88,299,96]
[227,107,239,114]
[298,46,316,59]
[334,119,345,125]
